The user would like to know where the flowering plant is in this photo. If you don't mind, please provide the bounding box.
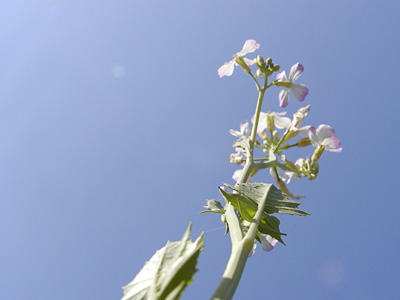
[121,39,342,300]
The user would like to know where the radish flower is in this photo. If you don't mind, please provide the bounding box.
[218,40,260,78]
[276,63,309,107]
[308,125,342,161]
[252,111,291,134]
[259,234,278,252]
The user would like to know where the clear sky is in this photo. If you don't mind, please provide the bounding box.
[1,1,400,299]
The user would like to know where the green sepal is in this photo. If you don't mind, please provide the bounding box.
[121,223,204,300]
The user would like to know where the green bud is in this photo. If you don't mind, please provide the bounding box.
[256,55,266,68]
[274,64,280,72]
[266,57,272,65]
[264,69,273,77]
[273,130,279,142]
[235,56,251,74]
[220,214,226,224]
[266,113,274,132]
[259,131,268,141]
[274,81,291,88]
[296,137,311,147]
[256,69,264,78]
[286,160,297,170]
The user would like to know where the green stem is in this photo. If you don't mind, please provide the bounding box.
[210,181,271,300]
[211,75,269,300]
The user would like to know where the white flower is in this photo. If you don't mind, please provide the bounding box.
[307,125,342,161]
[232,169,242,182]
[251,111,291,134]
[229,121,250,140]
[308,125,342,153]
[259,234,278,252]
[276,63,309,107]
[218,40,260,78]
[281,158,303,184]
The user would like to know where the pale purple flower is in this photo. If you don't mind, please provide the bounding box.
[308,125,342,153]
[232,169,242,182]
[251,111,291,134]
[229,121,250,140]
[218,40,260,78]
[259,234,278,252]
[281,158,303,184]
[276,63,309,107]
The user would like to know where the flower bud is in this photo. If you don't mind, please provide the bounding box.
[266,113,274,132]
[230,152,244,165]
[220,214,226,224]
[256,69,264,78]
[235,56,251,73]
[256,55,266,68]
[286,160,297,170]
[273,64,280,72]
[266,57,272,65]
[296,137,311,147]
[296,158,305,169]
[272,130,279,142]
[259,131,268,140]
[274,81,291,88]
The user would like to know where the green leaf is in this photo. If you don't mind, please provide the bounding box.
[121,223,204,300]
[221,182,310,245]
[225,182,309,216]
[219,186,286,244]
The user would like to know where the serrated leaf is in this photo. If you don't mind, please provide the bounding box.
[121,223,204,300]
[225,183,309,216]
[219,186,285,244]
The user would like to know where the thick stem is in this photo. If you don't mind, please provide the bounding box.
[210,238,254,300]
[211,77,270,300]
[210,185,270,300]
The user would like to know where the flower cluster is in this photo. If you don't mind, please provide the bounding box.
[230,104,342,197]
[216,39,342,254]
[218,39,309,108]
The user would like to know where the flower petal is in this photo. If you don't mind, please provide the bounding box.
[260,234,278,252]
[232,169,242,182]
[238,39,260,56]
[308,126,320,147]
[316,124,336,141]
[256,112,268,134]
[243,57,256,66]
[289,63,304,82]
[291,84,309,101]
[218,60,235,78]
[298,125,311,137]
[322,136,342,151]
[274,115,291,129]
[278,89,290,108]
[276,70,287,82]
[239,121,250,136]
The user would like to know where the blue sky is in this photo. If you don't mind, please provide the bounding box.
[1,1,400,299]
